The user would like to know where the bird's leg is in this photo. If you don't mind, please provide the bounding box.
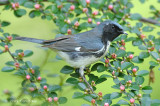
[79,67,95,93]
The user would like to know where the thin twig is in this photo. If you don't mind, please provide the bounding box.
[8,49,17,62]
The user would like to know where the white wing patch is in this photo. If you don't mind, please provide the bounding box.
[75,47,81,51]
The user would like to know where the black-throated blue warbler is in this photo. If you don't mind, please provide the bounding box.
[15,20,127,93]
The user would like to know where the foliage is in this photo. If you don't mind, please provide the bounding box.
[0,0,160,106]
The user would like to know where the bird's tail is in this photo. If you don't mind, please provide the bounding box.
[15,37,45,44]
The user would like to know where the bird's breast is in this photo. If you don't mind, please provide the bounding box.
[58,41,111,68]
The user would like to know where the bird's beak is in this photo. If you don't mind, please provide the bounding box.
[123,32,128,35]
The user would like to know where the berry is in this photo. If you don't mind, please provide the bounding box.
[4,45,9,51]
[30,68,35,74]
[53,97,58,102]
[92,11,98,15]
[7,36,13,41]
[34,4,41,10]
[105,58,109,64]
[121,61,124,64]
[139,85,142,88]
[112,71,115,76]
[26,75,30,80]
[129,54,134,59]
[11,3,19,10]
[98,92,102,97]
[12,3,16,9]
[140,34,146,40]
[83,8,88,13]
[15,3,19,8]
[108,5,113,10]
[111,53,117,59]
[3,89,9,94]
[66,19,71,24]
[57,5,63,9]
[97,22,101,25]
[74,21,79,27]
[120,46,125,50]
[120,85,125,91]
[70,5,75,11]
[128,80,132,84]
[91,99,95,104]
[104,103,109,106]
[132,68,137,73]
[86,0,90,4]
[14,62,20,68]
[43,85,47,90]
[29,87,35,92]
[138,94,142,98]
[67,29,72,35]
[48,97,52,102]
[88,18,92,23]
[37,76,42,81]
[130,98,135,104]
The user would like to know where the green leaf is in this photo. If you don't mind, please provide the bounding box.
[24,2,34,8]
[117,100,129,105]
[66,77,78,84]
[132,39,142,46]
[79,0,86,7]
[116,49,126,57]
[139,52,150,59]
[121,62,133,70]
[139,0,145,3]
[110,92,122,99]
[95,78,107,84]
[83,96,92,102]
[58,97,67,104]
[137,70,149,76]
[1,21,10,27]
[46,5,58,13]
[1,66,15,72]
[5,61,15,66]
[78,83,87,90]
[49,85,61,92]
[132,56,144,63]
[150,51,159,60]
[91,63,104,71]
[151,99,160,105]
[130,13,142,20]
[24,50,33,57]
[109,46,116,54]
[97,64,106,72]
[100,74,112,78]
[25,61,32,68]
[14,9,27,17]
[135,76,144,85]
[142,86,152,94]
[113,61,121,68]
[143,26,153,32]
[149,61,159,66]
[72,92,84,99]
[138,45,147,50]
[130,85,139,90]
[81,104,90,106]
[60,66,74,74]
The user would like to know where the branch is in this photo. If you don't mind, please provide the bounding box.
[140,17,160,25]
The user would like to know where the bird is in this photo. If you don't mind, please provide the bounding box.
[15,20,127,93]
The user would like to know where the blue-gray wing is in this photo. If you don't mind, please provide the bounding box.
[43,30,103,52]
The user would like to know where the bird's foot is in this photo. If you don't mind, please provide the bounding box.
[82,76,95,94]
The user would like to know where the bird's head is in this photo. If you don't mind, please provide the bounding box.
[99,20,127,43]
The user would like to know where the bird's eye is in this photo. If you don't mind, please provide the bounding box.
[112,26,115,29]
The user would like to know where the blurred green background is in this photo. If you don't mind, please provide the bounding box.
[0,0,160,105]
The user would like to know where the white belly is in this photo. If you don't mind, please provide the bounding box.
[58,41,110,68]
